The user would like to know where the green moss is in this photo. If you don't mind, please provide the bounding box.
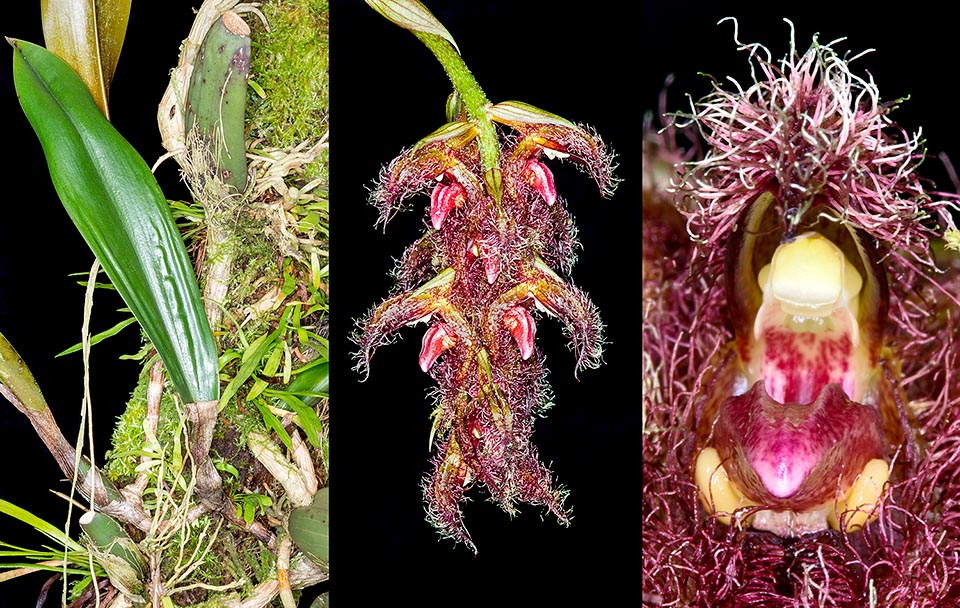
[248,0,329,183]
[104,375,183,483]
[219,397,267,445]
[171,524,276,607]
[162,515,256,605]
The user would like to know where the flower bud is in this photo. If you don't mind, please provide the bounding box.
[430,178,466,230]
[483,253,501,285]
[476,239,501,284]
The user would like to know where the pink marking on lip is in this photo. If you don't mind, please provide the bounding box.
[714,382,885,505]
[749,434,817,498]
[759,326,854,404]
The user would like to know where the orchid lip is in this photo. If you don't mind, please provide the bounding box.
[503,306,536,360]
[523,158,557,206]
[419,323,457,372]
[694,376,889,536]
[713,381,884,507]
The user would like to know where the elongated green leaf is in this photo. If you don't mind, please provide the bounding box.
[56,314,137,357]
[253,398,294,452]
[41,0,131,118]
[270,390,324,448]
[11,40,219,404]
[0,499,85,552]
[219,329,280,409]
[288,396,324,448]
[285,361,329,406]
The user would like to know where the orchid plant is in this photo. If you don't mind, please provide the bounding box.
[3,1,329,605]
[643,21,960,605]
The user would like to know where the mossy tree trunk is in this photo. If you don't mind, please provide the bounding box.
[99,1,330,606]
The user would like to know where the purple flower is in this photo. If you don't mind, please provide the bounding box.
[643,30,960,604]
[356,97,616,550]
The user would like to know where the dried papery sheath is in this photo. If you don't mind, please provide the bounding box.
[643,22,960,605]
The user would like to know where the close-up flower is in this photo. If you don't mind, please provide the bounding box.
[643,10,960,606]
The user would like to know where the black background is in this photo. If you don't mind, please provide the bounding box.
[0,1,638,606]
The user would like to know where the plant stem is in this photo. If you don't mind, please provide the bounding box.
[413,32,502,202]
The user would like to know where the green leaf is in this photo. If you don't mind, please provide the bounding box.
[11,40,219,404]
[0,499,85,552]
[56,315,138,357]
[285,361,329,406]
[289,397,324,448]
[213,458,240,480]
[365,0,459,53]
[288,488,329,566]
[271,391,324,448]
[0,332,48,413]
[219,329,280,409]
[41,0,131,118]
[253,398,294,452]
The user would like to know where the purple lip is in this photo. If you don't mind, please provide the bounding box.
[713,381,884,507]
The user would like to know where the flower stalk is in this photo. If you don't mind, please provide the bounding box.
[411,31,502,202]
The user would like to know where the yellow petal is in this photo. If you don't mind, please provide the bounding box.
[827,458,888,532]
[758,232,862,318]
[695,447,755,525]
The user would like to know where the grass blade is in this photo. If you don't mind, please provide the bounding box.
[0,499,84,552]
[56,315,137,357]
